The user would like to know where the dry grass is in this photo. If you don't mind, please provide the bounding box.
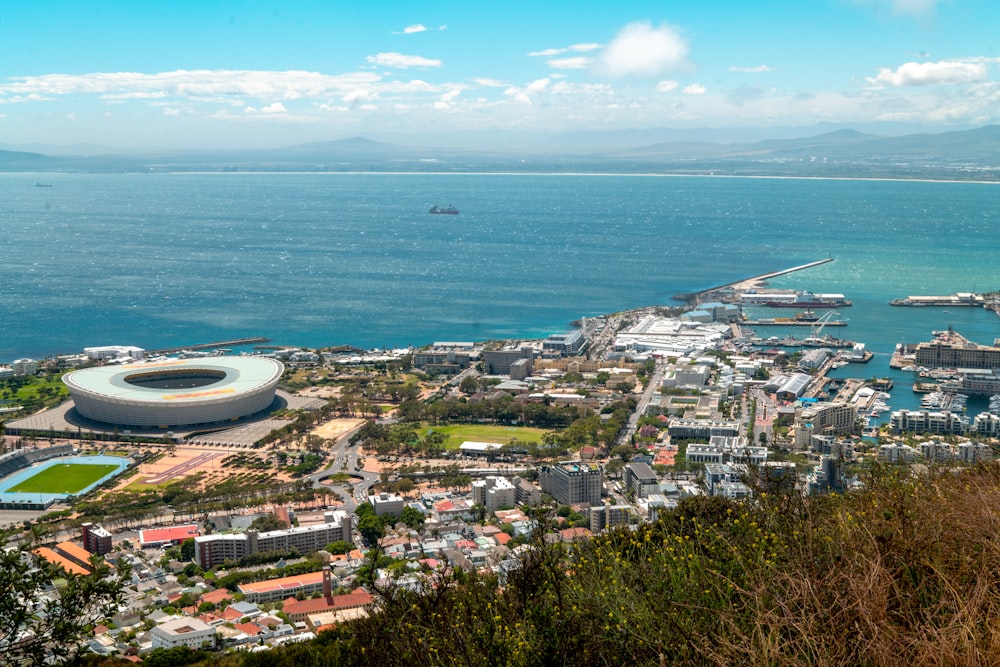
[709,465,1000,666]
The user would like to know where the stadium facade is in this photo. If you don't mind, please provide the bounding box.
[62,357,284,427]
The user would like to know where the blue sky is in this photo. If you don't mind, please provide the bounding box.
[1,0,998,149]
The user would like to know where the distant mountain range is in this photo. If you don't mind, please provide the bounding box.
[3,125,999,180]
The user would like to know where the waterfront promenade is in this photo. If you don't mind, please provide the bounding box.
[673,258,834,305]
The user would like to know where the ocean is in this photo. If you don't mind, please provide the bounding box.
[3,172,1000,414]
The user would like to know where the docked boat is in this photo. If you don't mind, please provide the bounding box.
[763,291,851,308]
[429,205,459,214]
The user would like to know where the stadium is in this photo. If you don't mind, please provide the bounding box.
[62,357,284,428]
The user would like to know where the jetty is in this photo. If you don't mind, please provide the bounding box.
[147,336,270,355]
[742,318,846,327]
[673,258,834,305]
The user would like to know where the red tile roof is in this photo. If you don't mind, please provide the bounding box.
[139,525,200,544]
[200,588,233,604]
[282,589,374,617]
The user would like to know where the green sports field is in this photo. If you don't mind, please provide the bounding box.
[8,464,119,494]
[421,424,550,449]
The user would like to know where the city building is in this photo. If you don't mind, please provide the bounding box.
[483,347,535,376]
[589,504,631,532]
[280,568,373,625]
[889,409,969,436]
[151,617,216,650]
[195,512,352,569]
[799,402,858,435]
[11,358,38,376]
[538,462,604,506]
[238,570,329,604]
[84,345,146,362]
[623,462,659,499]
[369,492,405,517]
[667,419,741,440]
[140,525,201,549]
[542,330,586,356]
[471,476,517,514]
[914,336,1000,370]
[81,523,113,556]
[411,346,475,374]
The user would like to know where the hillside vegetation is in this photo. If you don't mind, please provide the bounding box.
[110,463,1000,666]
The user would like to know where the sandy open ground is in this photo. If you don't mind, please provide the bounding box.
[134,447,226,485]
[309,418,366,440]
[298,386,341,399]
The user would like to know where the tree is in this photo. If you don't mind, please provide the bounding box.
[180,537,196,562]
[0,531,130,666]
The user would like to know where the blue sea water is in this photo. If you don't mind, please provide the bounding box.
[3,172,1000,415]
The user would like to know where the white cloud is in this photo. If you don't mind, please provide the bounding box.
[548,57,590,70]
[366,52,442,69]
[527,43,602,57]
[504,78,550,105]
[656,80,679,92]
[342,88,377,104]
[595,21,689,77]
[472,77,507,88]
[402,24,427,34]
[0,69,382,100]
[867,60,988,87]
[261,102,287,114]
[729,65,773,73]
[682,84,706,95]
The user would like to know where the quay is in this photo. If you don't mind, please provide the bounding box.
[889,292,990,307]
[742,319,846,327]
[673,257,834,305]
[147,337,270,355]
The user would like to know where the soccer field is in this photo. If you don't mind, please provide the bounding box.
[8,463,119,494]
[421,424,550,449]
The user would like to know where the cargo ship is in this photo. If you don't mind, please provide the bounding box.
[762,291,851,308]
[429,205,459,215]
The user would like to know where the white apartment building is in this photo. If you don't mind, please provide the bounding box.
[151,617,216,650]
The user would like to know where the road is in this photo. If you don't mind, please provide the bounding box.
[617,360,665,445]
[306,422,379,512]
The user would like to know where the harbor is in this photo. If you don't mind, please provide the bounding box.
[673,257,835,305]
[146,337,270,356]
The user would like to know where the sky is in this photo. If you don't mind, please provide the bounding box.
[1,0,999,150]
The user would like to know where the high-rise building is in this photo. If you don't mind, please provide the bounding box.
[539,462,604,506]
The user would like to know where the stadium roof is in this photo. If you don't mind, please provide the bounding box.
[63,357,283,404]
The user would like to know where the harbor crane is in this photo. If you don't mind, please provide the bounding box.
[810,311,840,337]
[801,311,843,346]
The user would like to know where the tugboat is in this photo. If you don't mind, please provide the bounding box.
[429,205,459,214]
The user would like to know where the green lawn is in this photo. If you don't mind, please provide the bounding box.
[421,423,550,450]
[8,464,119,494]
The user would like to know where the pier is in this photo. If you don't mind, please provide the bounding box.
[147,337,270,356]
[741,318,846,327]
[673,257,834,305]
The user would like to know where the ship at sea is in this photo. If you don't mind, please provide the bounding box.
[429,205,459,215]
[763,291,851,308]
